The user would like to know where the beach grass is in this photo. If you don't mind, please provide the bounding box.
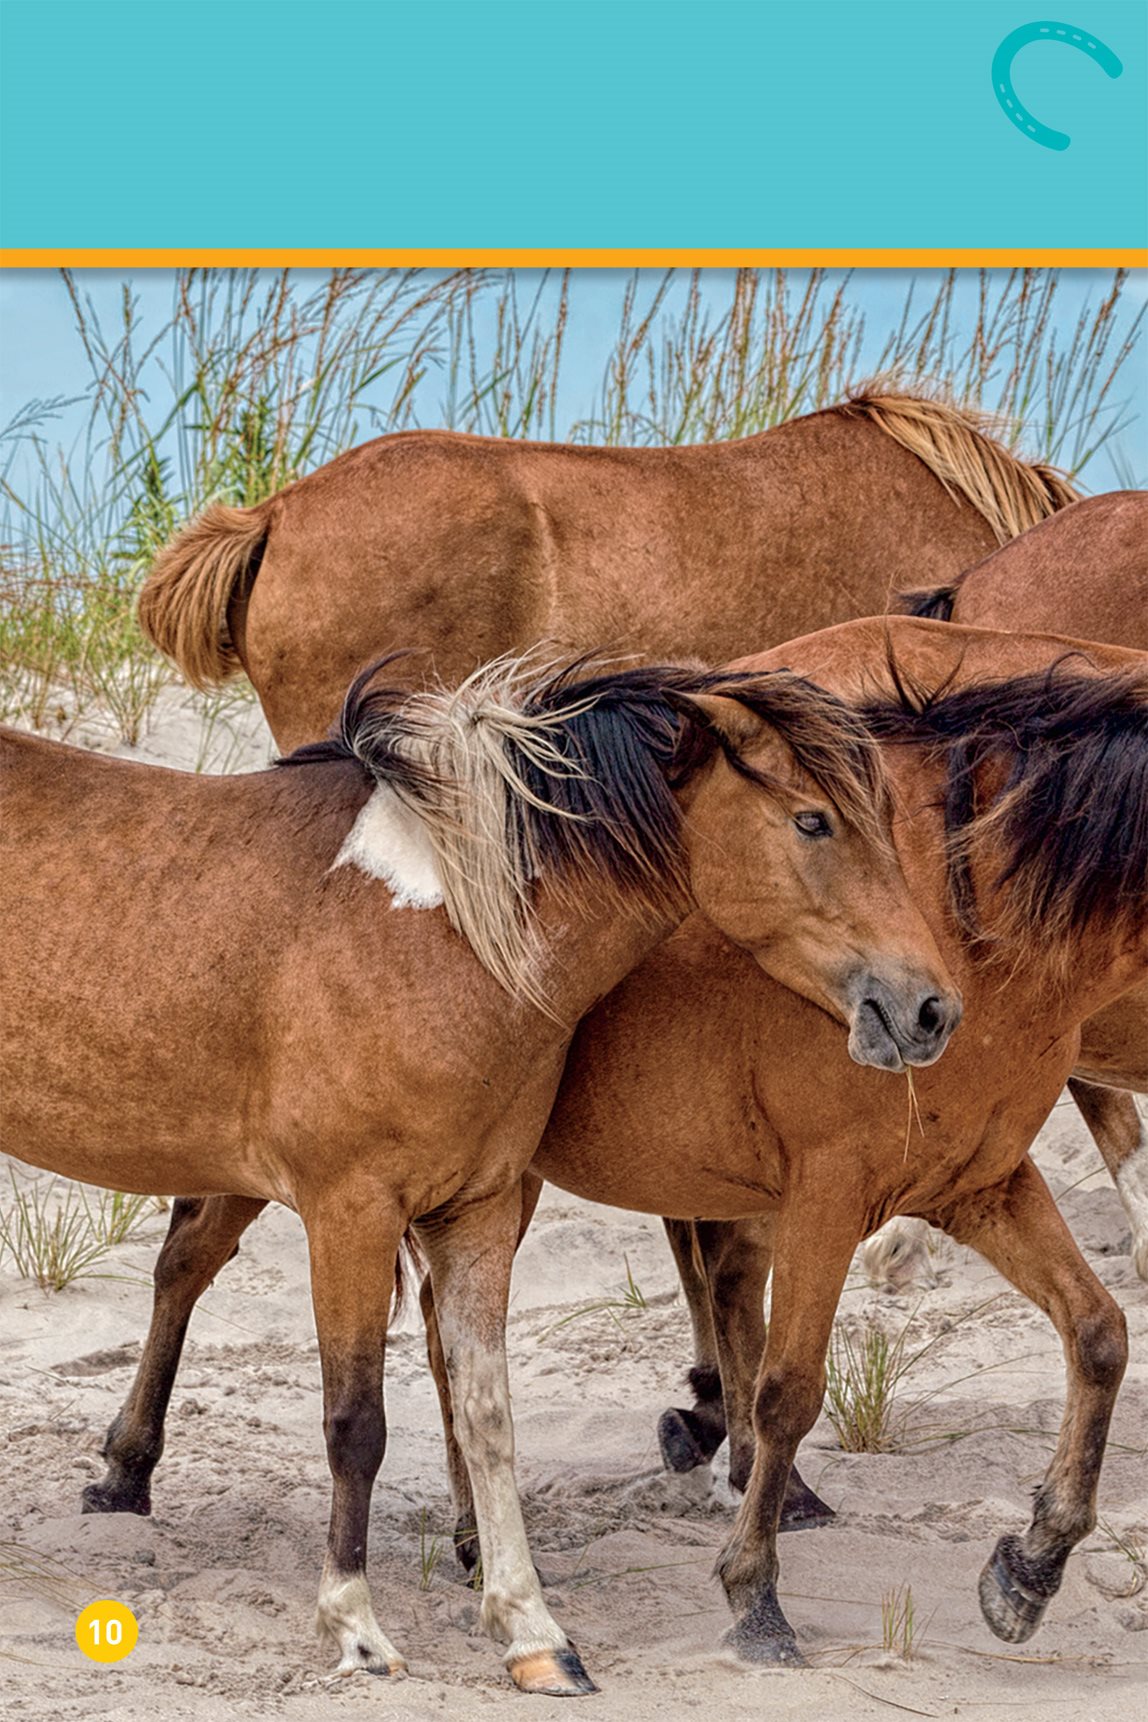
[1,266,1142,745]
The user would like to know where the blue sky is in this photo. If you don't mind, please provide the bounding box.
[1,269,1145,494]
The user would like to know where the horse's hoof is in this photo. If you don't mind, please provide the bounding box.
[81,1478,151,1516]
[779,1498,835,1532]
[335,1646,408,1678]
[779,1480,836,1533]
[657,1408,710,1473]
[509,1645,599,1696]
[724,1621,807,1666]
[979,1537,1050,1643]
[453,1518,480,1577]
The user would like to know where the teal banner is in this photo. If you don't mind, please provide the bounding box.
[0,0,1144,248]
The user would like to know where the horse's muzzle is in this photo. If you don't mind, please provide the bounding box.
[846,974,963,1072]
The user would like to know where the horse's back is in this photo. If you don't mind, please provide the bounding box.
[0,728,380,1193]
[953,491,1148,647]
[237,411,1003,750]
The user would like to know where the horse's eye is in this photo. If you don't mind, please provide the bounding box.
[793,811,832,838]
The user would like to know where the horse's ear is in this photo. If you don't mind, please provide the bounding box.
[674,692,767,752]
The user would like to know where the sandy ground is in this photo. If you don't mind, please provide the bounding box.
[2,692,1146,1721]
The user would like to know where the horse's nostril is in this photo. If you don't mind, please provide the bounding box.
[918,996,944,1035]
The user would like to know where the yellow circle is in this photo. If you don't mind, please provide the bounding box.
[75,1599,139,1663]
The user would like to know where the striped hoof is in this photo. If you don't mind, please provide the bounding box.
[509,1646,599,1696]
[979,1537,1051,1643]
[722,1581,806,1666]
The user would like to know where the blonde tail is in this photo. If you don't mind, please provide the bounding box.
[137,501,272,687]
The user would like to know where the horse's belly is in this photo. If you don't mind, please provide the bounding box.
[530,1129,784,1221]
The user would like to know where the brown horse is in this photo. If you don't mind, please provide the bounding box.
[888,489,1148,1274]
[898,487,1147,643]
[137,388,1075,749]
[483,619,1148,1662]
[128,389,1082,1416]
[661,492,1148,1487]
[75,621,1148,1669]
[769,491,1148,1295]
[0,650,957,1695]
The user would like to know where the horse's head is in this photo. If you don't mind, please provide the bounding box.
[673,682,962,1072]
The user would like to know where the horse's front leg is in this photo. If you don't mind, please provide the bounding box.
[422,1169,544,1577]
[306,1183,408,1678]
[415,1183,596,1697]
[937,1156,1129,1643]
[83,1194,266,1516]
[716,1192,862,1663]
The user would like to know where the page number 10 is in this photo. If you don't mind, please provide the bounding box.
[75,1599,139,1663]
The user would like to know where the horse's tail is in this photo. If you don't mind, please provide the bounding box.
[137,500,274,687]
[837,385,1078,546]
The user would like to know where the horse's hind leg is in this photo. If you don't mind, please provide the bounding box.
[416,1182,596,1696]
[1067,1078,1148,1280]
[421,1272,477,1570]
[307,1184,407,1678]
[659,1216,833,1526]
[656,1219,729,1473]
[938,1156,1128,1644]
[83,1194,266,1516]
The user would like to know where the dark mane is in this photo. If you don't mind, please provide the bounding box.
[276,652,440,799]
[861,659,1148,959]
[512,661,890,915]
[891,584,958,621]
[279,653,889,929]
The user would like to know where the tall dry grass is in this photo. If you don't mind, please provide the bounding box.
[1,266,1142,743]
[1,268,459,741]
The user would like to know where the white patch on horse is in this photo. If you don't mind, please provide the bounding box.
[333,784,443,909]
[1115,1113,1148,1280]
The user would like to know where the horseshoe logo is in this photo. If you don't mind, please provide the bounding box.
[992,21,1123,149]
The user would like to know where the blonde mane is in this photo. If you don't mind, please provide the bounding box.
[342,656,602,1011]
[280,652,891,1014]
[838,383,1078,545]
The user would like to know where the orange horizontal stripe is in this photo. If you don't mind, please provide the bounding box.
[2,248,1145,269]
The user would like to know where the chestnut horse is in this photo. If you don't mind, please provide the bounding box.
[137,388,1075,748]
[898,487,1146,643]
[660,491,1148,1491]
[877,489,1148,1275]
[475,619,1148,1661]
[0,651,957,1695]
[73,622,1147,1669]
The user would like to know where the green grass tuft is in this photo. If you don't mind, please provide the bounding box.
[0,1169,155,1291]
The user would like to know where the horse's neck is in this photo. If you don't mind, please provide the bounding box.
[530,890,682,1026]
[1064,937,1148,1028]
[956,933,1146,1058]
